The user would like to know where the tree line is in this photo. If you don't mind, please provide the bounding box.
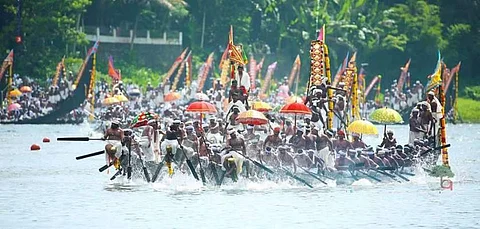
[0,0,478,89]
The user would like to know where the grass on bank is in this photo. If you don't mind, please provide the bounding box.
[457,97,480,123]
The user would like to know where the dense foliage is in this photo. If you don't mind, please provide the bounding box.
[0,0,479,89]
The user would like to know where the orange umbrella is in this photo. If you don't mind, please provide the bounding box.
[186,101,217,127]
[286,95,304,104]
[8,89,22,97]
[251,101,272,112]
[280,102,312,130]
[164,92,181,102]
[236,109,269,125]
[186,101,217,114]
[20,86,32,93]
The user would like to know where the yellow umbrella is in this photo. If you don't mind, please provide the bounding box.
[114,94,129,102]
[164,92,181,102]
[236,109,269,125]
[347,119,378,135]
[369,107,403,124]
[102,97,120,106]
[9,88,22,97]
[251,101,272,112]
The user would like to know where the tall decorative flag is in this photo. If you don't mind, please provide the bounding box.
[332,52,349,87]
[396,58,411,94]
[197,52,214,92]
[259,62,277,96]
[287,55,301,89]
[248,54,257,89]
[108,55,121,81]
[444,62,461,91]
[52,57,66,87]
[426,51,442,92]
[163,48,188,85]
[0,49,14,81]
[185,52,193,87]
[74,41,99,87]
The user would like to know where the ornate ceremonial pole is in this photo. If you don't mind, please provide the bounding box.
[7,59,13,105]
[453,69,459,123]
[324,44,333,130]
[439,65,449,167]
[88,52,96,121]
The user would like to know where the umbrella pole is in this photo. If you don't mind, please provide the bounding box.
[383,124,387,137]
[294,114,297,132]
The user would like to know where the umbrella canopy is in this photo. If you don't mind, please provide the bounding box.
[195,92,210,101]
[20,86,32,93]
[279,102,311,115]
[369,107,404,124]
[251,101,272,112]
[8,89,22,97]
[114,94,129,102]
[236,109,269,125]
[7,103,21,112]
[131,111,159,128]
[186,101,217,114]
[285,95,304,104]
[164,92,181,102]
[102,97,120,106]
[347,119,378,135]
[128,88,141,97]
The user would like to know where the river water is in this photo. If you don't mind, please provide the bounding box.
[0,123,479,229]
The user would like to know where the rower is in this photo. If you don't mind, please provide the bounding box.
[138,120,156,161]
[276,146,296,172]
[183,125,198,152]
[226,129,246,155]
[304,126,316,151]
[289,128,306,150]
[377,150,392,167]
[351,133,366,149]
[379,129,397,148]
[103,119,125,162]
[284,119,295,137]
[243,125,258,141]
[334,150,354,171]
[333,130,352,153]
[409,108,426,144]
[261,147,280,166]
[263,127,283,150]
[160,121,183,159]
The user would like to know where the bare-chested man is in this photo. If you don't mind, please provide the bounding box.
[333,130,351,153]
[103,120,124,161]
[276,146,297,173]
[263,127,283,150]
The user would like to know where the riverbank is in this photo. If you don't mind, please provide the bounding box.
[458,97,480,123]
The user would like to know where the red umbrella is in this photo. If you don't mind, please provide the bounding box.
[7,103,22,112]
[279,102,311,130]
[186,101,217,128]
[186,101,217,114]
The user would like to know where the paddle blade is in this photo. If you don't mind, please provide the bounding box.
[143,167,151,182]
[151,162,164,183]
[76,150,104,160]
[99,162,113,172]
[253,160,274,174]
[127,166,132,180]
[57,137,91,141]
[210,163,221,186]
[186,159,199,181]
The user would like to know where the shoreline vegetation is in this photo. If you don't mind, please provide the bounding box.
[457,97,480,124]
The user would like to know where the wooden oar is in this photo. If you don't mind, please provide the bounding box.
[210,162,221,186]
[110,169,122,181]
[151,157,166,183]
[392,171,410,182]
[126,139,132,180]
[237,151,274,174]
[372,168,401,183]
[281,167,313,188]
[297,166,327,185]
[419,144,451,157]
[178,144,200,181]
[138,155,151,182]
[356,170,382,182]
[57,137,104,141]
[99,162,114,172]
[75,150,104,160]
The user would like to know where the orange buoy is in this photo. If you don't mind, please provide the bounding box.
[42,137,50,143]
[30,144,41,151]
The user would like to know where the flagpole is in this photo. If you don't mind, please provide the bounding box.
[88,52,96,121]
[7,60,13,106]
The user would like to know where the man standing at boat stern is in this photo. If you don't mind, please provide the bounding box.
[409,108,426,144]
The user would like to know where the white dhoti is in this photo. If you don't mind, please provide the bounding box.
[221,151,245,175]
[317,147,335,169]
[409,131,424,144]
[161,139,179,160]
[139,136,154,162]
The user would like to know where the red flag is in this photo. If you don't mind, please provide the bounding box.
[108,56,121,81]
[445,62,461,91]
[0,49,14,81]
[396,59,411,94]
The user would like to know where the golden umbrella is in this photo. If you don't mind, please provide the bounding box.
[102,97,120,106]
[114,94,129,102]
[347,119,378,136]
[8,88,22,97]
[164,92,181,102]
[20,86,32,93]
[369,107,403,136]
[251,101,272,112]
[236,109,269,125]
